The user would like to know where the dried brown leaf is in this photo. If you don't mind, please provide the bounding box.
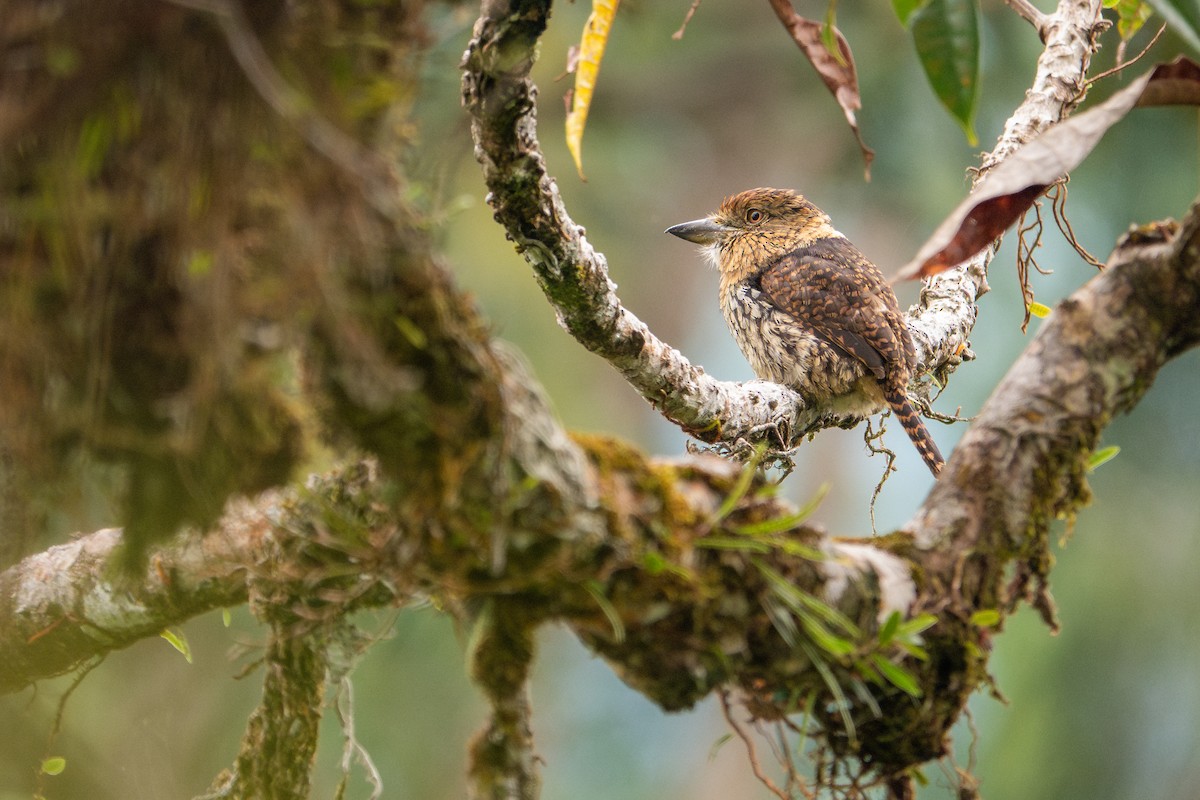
[898,56,1200,280]
[768,0,874,177]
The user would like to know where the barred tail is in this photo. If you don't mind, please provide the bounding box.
[884,386,945,476]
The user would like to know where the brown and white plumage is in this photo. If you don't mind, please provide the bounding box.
[667,188,944,475]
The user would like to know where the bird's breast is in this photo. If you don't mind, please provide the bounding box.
[720,283,884,415]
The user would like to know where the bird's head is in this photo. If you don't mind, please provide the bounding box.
[666,188,838,283]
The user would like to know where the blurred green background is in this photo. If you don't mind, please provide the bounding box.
[3,1,1199,798]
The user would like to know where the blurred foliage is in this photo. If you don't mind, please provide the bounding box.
[2,0,1200,799]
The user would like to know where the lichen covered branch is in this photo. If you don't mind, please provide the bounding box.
[461,0,1107,452]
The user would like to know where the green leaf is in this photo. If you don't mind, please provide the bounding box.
[1088,445,1121,471]
[221,608,232,628]
[707,732,734,762]
[694,536,774,553]
[40,757,66,776]
[754,559,860,637]
[585,581,625,644]
[898,640,931,661]
[878,610,902,645]
[970,608,1002,627]
[185,249,214,277]
[801,615,856,658]
[893,0,930,26]
[911,0,980,145]
[896,612,938,639]
[871,654,923,697]
[727,483,829,547]
[1147,0,1200,51]
[160,628,193,664]
[1105,0,1154,39]
[822,1,847,66]
[641,550,667,574]
[802,642,857,745]
[710,442,767,524]
[1028,301,1052,318]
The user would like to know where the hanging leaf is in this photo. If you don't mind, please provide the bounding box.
[911,0,980,145]
[768,0,875,176]
[565,0,620,180]
[1147,0,1200,51]
[1105,0,1154,40]
[899,57,1200,279]
[160,627,193,664]
[40,757,66,776]
[1087,445,1121,471]
[893,0,930,26]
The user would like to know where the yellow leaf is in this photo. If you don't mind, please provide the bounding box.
[565,0,620,180]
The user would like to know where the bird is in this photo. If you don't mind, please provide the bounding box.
[666,187,945,476]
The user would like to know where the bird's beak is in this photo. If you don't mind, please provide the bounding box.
[665,217,728,245]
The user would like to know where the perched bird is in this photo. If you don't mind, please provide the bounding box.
[666,188,944,475]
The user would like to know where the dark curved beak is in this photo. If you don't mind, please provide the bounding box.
[665,217,727,245]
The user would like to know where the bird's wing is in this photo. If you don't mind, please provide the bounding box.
[757,237,903,382]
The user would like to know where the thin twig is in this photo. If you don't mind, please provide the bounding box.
[718,690,792,800]
[37,656,104,797]
[1049,181,1105,269]
[1003,0,1049,32]
[672,0,702,40]
[864,417,897,535]
[1087,24,1167,86]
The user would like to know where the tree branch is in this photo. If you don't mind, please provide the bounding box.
[461,0,1107,458]
[909,203,1200,626]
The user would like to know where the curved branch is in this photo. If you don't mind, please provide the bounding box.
[461,0,1106,452]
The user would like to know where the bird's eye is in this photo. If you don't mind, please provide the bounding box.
[745,208,765,224]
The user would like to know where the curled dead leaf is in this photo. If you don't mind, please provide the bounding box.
[767,0,874,178]
[898,56,1200,281]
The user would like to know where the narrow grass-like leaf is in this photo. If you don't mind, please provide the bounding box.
[802,642,857,746]
[764,597,802,648]
[585,580,625,643]
[878,610,902,645]
[707,733,734,762]
[732,483,830,538]
[800,614,857,658]
[710,442,767,524]
[694,536,775,553]
[896,612,938,639]
[849,676,883,718]
[872,654,923,697]
[754,559,860,636]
